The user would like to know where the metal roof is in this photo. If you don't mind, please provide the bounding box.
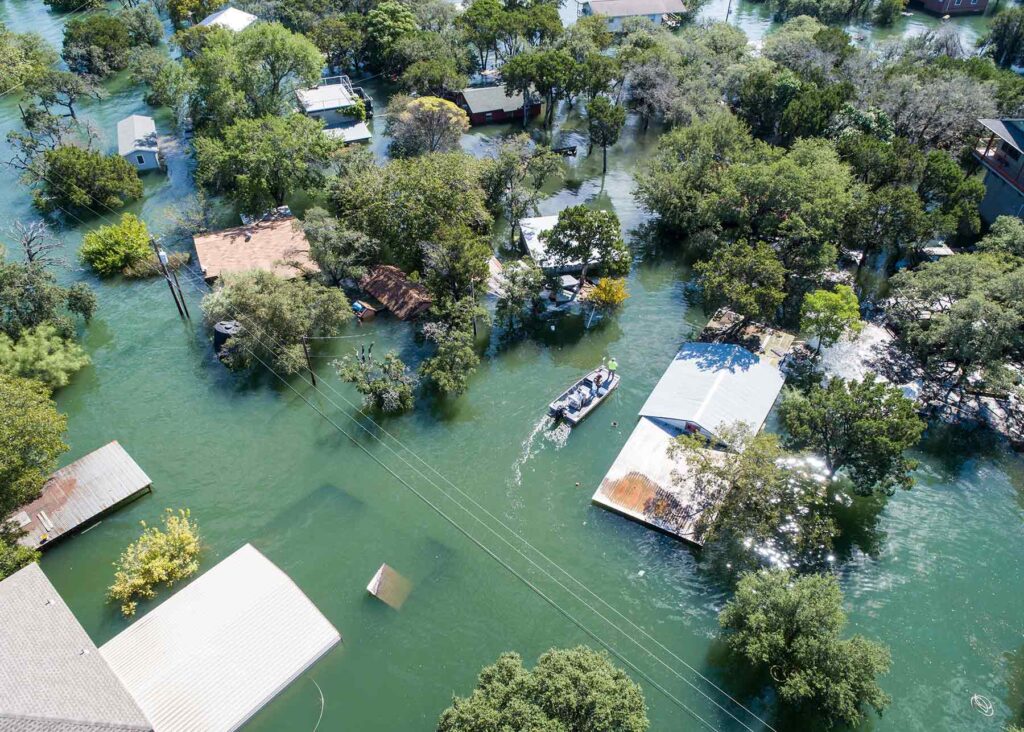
[296,83,355,113]
[459,85,527,115]
[638,342,785,436]
[323,121,372,143]
[979,119,1024,154]
[0,564,151,731]
[100,544,340,732]
[116,115,158,156]
[519,215,584,271]
[584,0,686,16]
[198,6,257,31]
[12,441,152,549]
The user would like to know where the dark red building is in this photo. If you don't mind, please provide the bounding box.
[916,0,986,15]
[454,85,542,126]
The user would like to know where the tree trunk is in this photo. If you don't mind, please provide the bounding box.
[602,145,608,175]
[570,263,588,302]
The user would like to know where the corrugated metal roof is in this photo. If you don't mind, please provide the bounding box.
[116,115,158,156]
[0,564,151,731]
[100,544,340,732]
[323,121,372,143]
[459,85,526,115]
[978,119,1024,154]
[584,0,686,16]
[198,7,257,31]
[638,342,785,436]
[12,441,152,549]
[296,84,355,113]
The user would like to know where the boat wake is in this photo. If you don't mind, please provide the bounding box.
[508,416,571,487]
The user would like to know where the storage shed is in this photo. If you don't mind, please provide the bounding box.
[454,85,541,126]
[117,115,161,171]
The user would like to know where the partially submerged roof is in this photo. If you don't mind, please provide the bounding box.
[193,217,318,281]
[198,6,257,31]
[324,121,372,143]
[366,563,412,609]
[979,119,1024,154]
[297,82,356,113]
[117,115,158,156]
[459,85,528,115]
[519,215,583,271]
[359,265,432,320]
[11,441,152,549]
[100,544,340,732]
[0,563,151,731]
[638,342,785,436]
[585,0,686,16]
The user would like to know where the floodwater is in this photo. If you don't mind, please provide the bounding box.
[1,1,1023,730]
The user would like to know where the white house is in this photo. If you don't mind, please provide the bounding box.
[197,6,257,31]
[581,0,686,31]
[296,75,372,143]
[117,115,161,172]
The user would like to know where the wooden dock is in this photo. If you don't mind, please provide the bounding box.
[10,441,152,549]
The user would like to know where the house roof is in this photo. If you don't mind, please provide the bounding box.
[585,0,686,16]
[100,544,340,732]
[638,342,785,436]
[198,6,257,31]
[459,85,528,115]
[0,563,151,731]
[297,83,356,113]
[323,121,372,143]
[359,265,432,320]
[117,115,158,156]
[979,119,1024,154]
[11,441,152,549]
[193,217,319,281]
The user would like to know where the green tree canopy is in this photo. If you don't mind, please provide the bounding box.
[0,23,58,91]
[779,375,925,495]
[542,206,628,299]
[33,146,143,214]
[986,7,1024,68]
[420,297,482,397]
[695,240,786,327]
[302,206,378,285]
[336,350,416,412]
[495,258,543,331]
[720,569,891,728]
[62,13,133,77]
[437,647,649,732]
[0,324,90,391]
[385,95,469,158]
[365,0,418,69]
[481,135,558,247]
[80,213,151,277]
[800,285,862,353]
[586,95,626,174]
[0,258,95,340]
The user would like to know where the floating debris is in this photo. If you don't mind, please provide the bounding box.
[366,563,412,610]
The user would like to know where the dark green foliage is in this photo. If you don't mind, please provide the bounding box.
[720,570,891,728]
[695,240,786,325]
[779,375,925,495]
[420,298,482,397]
[586,95,626,174]
[43,0,104,11]
[0,259,95,340]
[495,258,543,330]
[62,14,132,76]
[437,646,649,732]
[336,350,416,412]
[986,7,1024,69]
[34,146,143,214]
[302,207,378,285]
[542,206,629,297]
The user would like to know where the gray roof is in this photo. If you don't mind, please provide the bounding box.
[460,85,527,115]
[585,0,686,16]
[197,6,257,31]
[116,115,158,156]
[0,564,151,732]
[638,342,785,436]
[979,119,1024,154]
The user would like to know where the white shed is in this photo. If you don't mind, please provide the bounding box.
[117,115,161,172]
[198,6,258,31]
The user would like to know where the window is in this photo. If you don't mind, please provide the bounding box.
[484,112,494,122]
[136,155,145,165]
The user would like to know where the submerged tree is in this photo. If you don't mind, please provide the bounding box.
[302,207,378,285]
[437,646,649,732]
[79,213,151,277]
[420,298,481,397]
[336,349,416,413]
[800,285,862,354]
[495,258,543,331]
[720,569,891,728]
[385,95,469,157]
[541,206,628,300]
[0,324,90,390]
[481,135,559,247]
[695,240,786,328]
[586,95,626,174]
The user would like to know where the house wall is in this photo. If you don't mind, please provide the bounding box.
[917,0,986,14]
[307,108,359,128]
[124,149,160,171]
[980,168,1024,224]
[464,103,542,126]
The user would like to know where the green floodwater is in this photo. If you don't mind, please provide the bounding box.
[2,1,1024,730]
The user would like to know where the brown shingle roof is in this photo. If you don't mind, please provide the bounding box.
[193,217,319,281]
[359,265,432,320]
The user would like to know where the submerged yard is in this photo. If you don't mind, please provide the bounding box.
[1,0,1024,729]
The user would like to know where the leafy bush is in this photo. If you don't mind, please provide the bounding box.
[0,324,90,390]
[587,277,629,311]
[35,146,143,214]
[80,213,151,276]
[108,508,201,617]
[336,351,416,412]
[62,13,132,76]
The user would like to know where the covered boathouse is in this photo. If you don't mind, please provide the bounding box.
[592,340,788,546]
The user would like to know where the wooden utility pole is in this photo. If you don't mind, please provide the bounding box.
[150,238,186,320]
[301,335,317,386]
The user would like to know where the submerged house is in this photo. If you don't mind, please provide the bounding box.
[975,119,1024,223]
[518,215,586,276]
[197,6,258,31]
[0,544,340,732]
[359,265,432,320]
[580,0,687,30]
[193,215,319,282]
[117,115,161,171]
[915,0,986,14]
[453,85,541,126]
[296,75,373,144]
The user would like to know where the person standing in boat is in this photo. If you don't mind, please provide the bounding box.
[607,357,618,381]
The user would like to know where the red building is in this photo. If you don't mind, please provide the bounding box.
[916,0,986,15]
[454,85,542,126]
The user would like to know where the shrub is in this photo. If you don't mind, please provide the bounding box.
[35,146,143,214]
[108,508,201,617]
[336,351,416,412]
[80,213,151,276]
[0,324,90,390]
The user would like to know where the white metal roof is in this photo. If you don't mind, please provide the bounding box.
[100,544,340,732]
[638,342,785,436]
[297,84,355,113]
[117,115,158,156]
[584,0,686,16]
[519,215,585,271]
[0,563,151,731]
[459,85,526,114]
[324,121,372,143]
[198,7,257,31]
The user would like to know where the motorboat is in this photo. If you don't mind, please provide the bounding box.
[548,366,620,427]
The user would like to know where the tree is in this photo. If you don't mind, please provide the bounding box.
[400,58,467,97]
[695,241,786,327]
[843,186,933,273]
[586,95,626,174]
[120,4,163,47]
[108,509,201,617]
[976,215,1024,259]
[201,270,351,373]
[33,146,143,214]
[335,350,416,412]
[9,220,63,266]
[80,213,151,276]
[0,24,58,91]
[365,1,418,69]
[587,277,629,313]
[986,7,1024,69]
[437,647,649,732]
[43,0,104,12]
[457,0,503,70]
[310,14,366,72]
[495,258,543,330]
[385,95,469,157]
[481,135,558,247]
[779,375,925,495]
[420,298,480,396]
[166,0,218,27]
[0,374,67,578]
[62,14,132,77]
[542,206,628,300]
[800,285,861,354]
[0,324,90,390]
[529,48,577,128]
[720,570,891,728]
[420,225,491,306]
[302,207,377,285]
[0,259,95,340]
[195,114,333,216]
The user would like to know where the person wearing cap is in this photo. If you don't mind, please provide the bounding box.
[607,357,618,380]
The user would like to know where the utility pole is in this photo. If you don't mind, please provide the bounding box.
[301,335,317,386]
[150,238,186,320]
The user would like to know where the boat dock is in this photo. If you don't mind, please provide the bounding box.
[10,441,153,549]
